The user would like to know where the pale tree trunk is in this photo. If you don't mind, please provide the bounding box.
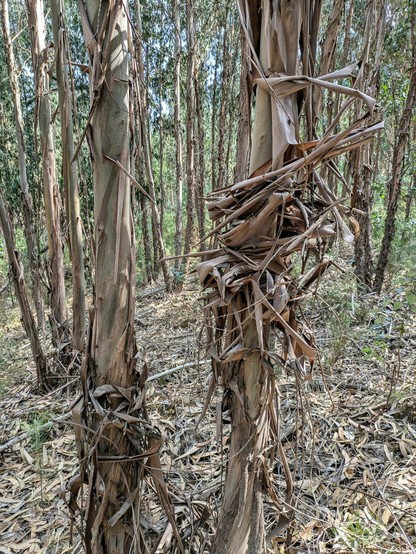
[183,0,197,257]
[75,4,180,550]
[76,1,143,551]
[235,31,251,183]
[216,7,232,191]
[158,80,165,234]
[1,0,45,336]
[195,66,206,247]
[50,0,86,351]
[405,124,415,220]
[374,37,416,292]
[211,56,219,191]
[173,0,184,270]
[26,0,68,346]
[0,192,47,388]
[133,0,172,291]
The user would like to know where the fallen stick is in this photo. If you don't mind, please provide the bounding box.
[147,360,210,382]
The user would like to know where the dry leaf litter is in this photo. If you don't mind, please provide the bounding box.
[0,278,415,553]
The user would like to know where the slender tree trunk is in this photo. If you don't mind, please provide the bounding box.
[133,0,172,291]
[158,80,165,234]
[314,0,343,127]
[210,35,220,191]
[50,0,86,351]
[140,194,153,284]
[235,31,251,183]
[183,0,197,257]
[1,0,45,335]
[374,50,416,292]
[173,0,184,270]
[216,8,232,191]
[0,192,47,388]
[194,62,206,247]
[350,0,377,292]
[26,0,68,346]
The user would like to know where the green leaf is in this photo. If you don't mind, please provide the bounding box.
[374,316,386,324]
[405,292,416,305]
[393,301,402,311]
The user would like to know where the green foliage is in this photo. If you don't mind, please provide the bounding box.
[21,412,53,454]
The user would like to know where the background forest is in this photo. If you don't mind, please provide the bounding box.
[0,0,415,552]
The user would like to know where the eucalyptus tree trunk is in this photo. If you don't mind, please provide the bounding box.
[351,0,387,292]
[210,35,220,192]
[212,3,304,551]
[198,1,380,552]
[26,0,68,346]
[194,66,206,247]
[50,0,86,351]
[76,1,143,550]
[183,0,197,257]
[374,41,416,293]
[1,0,44,335]
[133,0,172,291]
[0,192,47,388]
[235,32,251,183]
[216,7,232,191]
[314,0,344,128]
[173,0,184,270]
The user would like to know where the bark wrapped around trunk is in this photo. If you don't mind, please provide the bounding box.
[197,1,382,551]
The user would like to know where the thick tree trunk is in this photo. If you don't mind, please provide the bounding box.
[0,192,47,388]
[26,0,68,346]
[77,1,142,551]
[212,2,302,551]
[212,319,270,554]
[50,0,86,351]
[1,0,44,335]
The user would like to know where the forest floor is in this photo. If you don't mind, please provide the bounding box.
[0,268,415,554]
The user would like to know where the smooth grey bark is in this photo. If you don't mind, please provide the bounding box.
[26,0,68,346]
[50,0,86,351]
